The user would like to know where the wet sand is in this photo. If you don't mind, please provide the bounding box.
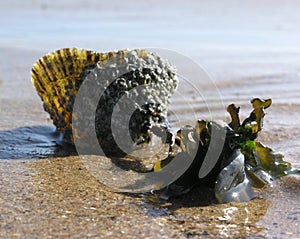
[1,0,300,238]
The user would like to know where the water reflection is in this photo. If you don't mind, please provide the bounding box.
[142,187,270,238]
[0,125,76,159]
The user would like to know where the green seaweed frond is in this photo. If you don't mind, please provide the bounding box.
[228,98,299,180]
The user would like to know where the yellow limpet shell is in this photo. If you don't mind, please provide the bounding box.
[31,48,102,142]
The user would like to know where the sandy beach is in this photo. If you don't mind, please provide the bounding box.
[0,0,300,238]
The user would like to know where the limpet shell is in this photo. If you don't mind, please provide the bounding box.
[31,48,178,155]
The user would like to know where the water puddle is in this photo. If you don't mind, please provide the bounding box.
[0,125,75,159]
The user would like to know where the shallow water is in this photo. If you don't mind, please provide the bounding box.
[0,0,300,238]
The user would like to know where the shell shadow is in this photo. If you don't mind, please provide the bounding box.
[0,125,77,159]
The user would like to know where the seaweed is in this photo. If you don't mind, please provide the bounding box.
[228,98,297,182]
[154,98,299,202]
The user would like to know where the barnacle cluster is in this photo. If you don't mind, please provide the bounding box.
[31,48,178,155]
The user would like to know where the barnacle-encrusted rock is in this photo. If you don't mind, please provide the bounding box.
[31,48,178,155]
